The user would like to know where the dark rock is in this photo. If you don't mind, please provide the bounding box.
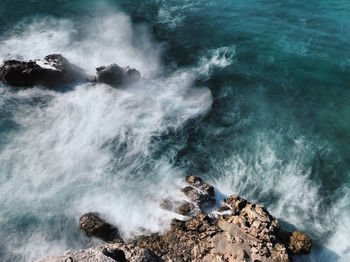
[79,213,118,241]
[170,219,187,231]
[40,54,84,83]
[94,63,141,85]
[0,60,42,86]
[95,64,124,85]
[102,248,127,262]
[0,54,84,87]
[177,202,195,216]
[125,67,141,83]
[181,175,216,211]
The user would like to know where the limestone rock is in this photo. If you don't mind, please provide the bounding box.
[288,231,312,255]
[34,177,312,262]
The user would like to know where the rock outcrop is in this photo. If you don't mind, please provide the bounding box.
[0,55,141,88]
[34,176,312,262]
[79,213,119,241]
[0,54,84,87]
[93,64,141,85]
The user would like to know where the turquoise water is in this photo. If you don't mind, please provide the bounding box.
[0,1,349,261]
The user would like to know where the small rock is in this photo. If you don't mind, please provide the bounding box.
[159,199,174,211]
[102,248,127,262]
[288,231,312,255]
[177,202,195,216]
[94,63,141,85]
[95,64,124,85]
[125,67,141,83]
[79,213,118,241]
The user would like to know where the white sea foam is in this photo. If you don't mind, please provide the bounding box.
[210,123,350,262]
[1,3,347,262]
[0,8,238,261]
[0,13,160,76]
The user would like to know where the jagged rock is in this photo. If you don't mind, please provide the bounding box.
[288,231,312,255]
[79,213,118,241]
[34,177,312,262]
[94,64,141,85]
[0,54,84,87]
[222,195,280,243]
[181,175,216,211]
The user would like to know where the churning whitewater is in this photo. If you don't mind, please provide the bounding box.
[0,1,349,262]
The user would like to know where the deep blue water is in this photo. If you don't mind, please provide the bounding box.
[0,1,349,261]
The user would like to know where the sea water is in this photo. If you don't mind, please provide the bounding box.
[0,1,349,261]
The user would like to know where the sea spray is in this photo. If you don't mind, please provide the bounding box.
[0,0,349,261]
[0,8,239,260]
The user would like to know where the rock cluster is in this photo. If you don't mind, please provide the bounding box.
[34,176,312,262]
[0,55,141,87]
[159,175,216,217]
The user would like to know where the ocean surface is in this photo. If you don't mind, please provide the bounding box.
[0,1,349,261]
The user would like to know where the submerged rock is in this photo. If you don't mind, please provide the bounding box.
[0,54,84,87]
[79,213,118,241]
[93,63,141,85]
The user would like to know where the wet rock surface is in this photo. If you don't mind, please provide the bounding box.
[0,55,141,88]
[0,54,84,87]
[93,64,141,85]
[79,213,118,241]
[34,176,312,262]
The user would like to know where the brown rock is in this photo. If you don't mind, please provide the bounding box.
[288,231,312,255]
[177,202,195,215]
[34,178,312,262]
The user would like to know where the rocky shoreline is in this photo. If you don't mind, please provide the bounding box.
[1,56,312,261]
[0,54,141,87]
[34,176,312,262]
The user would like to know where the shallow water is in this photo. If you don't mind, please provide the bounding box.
[0,1,349,261]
